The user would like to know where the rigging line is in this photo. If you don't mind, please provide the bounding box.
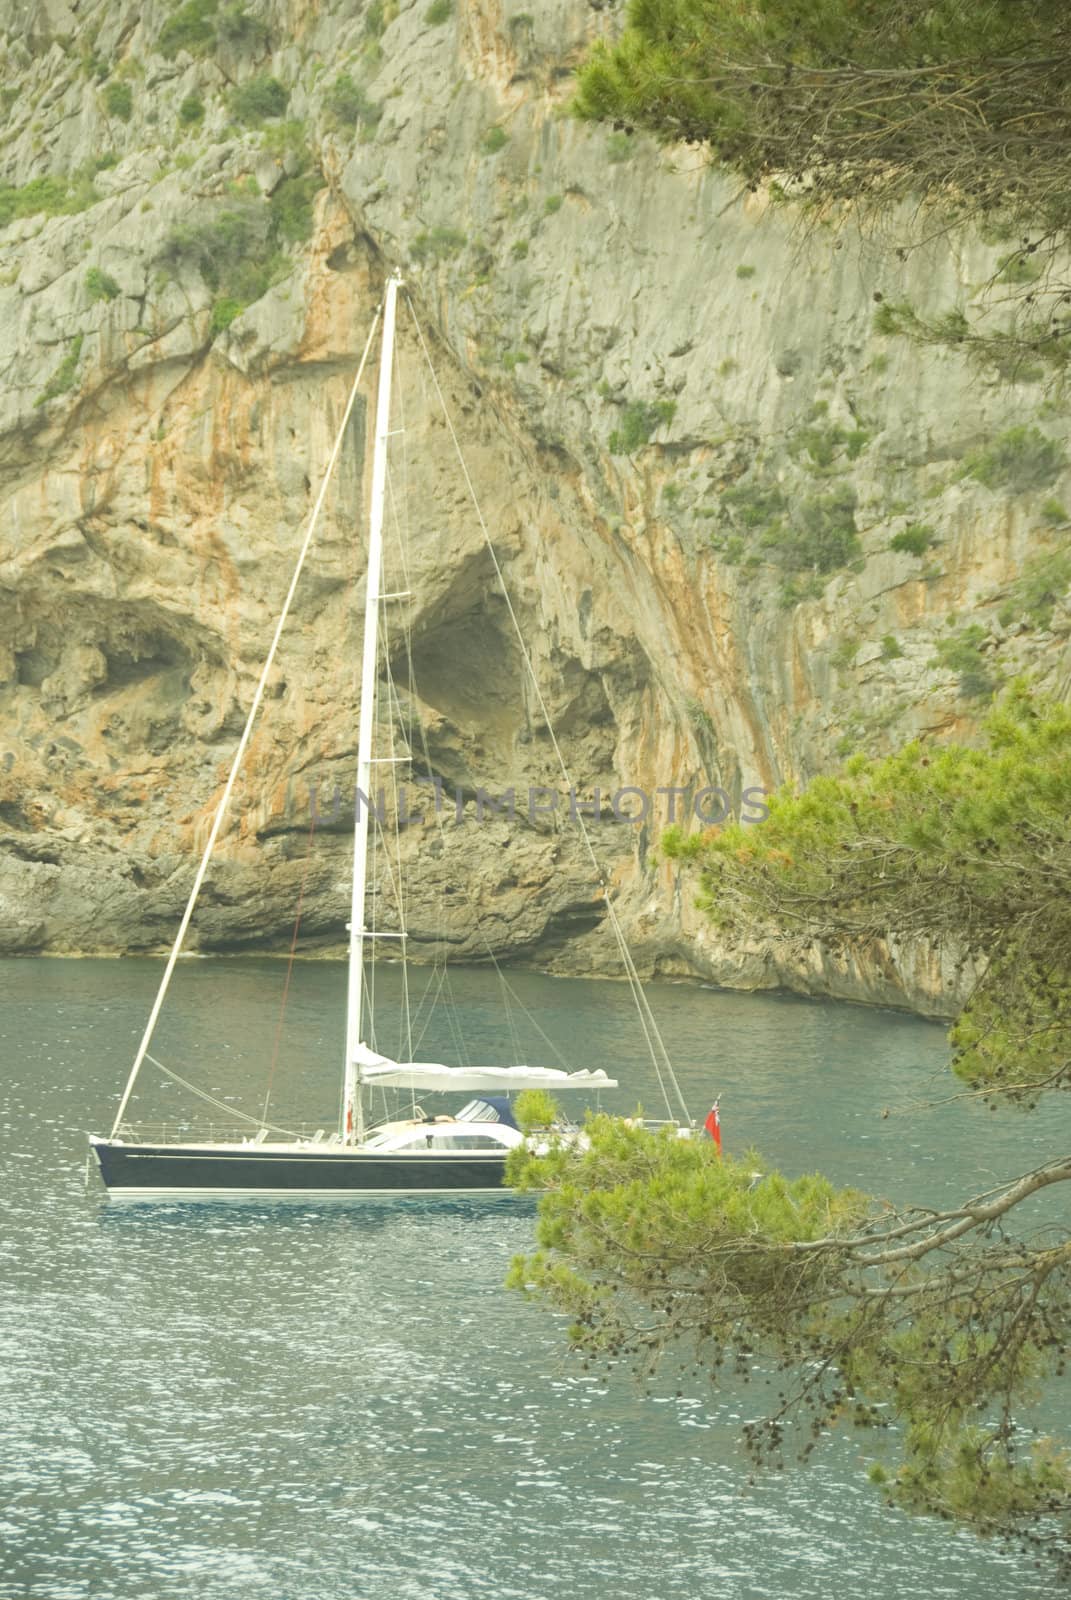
[409,958,450,1059]
[411,339,683,1117]
[143,1055,303,1140]
[368,684,378,1053]
[441,966,472,1067]
[377,343,578,1077]
[261,809,318,1129]
[392,532,570,1073]
[380,420,530,1060]
[380,470,473,1073]
[397,641,533,1070]
[403,292,689,1123]
[382,448,541,1072]
[110,308,383,1139]
[375,572,416,1097]
[380,394,489,1072]
[368,801,405,919]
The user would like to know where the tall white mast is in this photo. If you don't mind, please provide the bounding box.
[342,272,402,1144]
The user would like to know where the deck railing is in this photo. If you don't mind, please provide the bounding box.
[117,1122,335,1146]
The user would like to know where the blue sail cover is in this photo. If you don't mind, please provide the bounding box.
[476,1096,518,1129]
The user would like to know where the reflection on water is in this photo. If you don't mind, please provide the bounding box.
[1,957,1067,1599]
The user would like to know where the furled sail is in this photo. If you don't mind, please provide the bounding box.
[352,1043,617,1093]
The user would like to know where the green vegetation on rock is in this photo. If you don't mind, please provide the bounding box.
[930,623,996,699]
[830,635,858,670]
[178,94,205,126]
[966,426,1066,494]
[208,297,243,333]
[269,168,322,244]
[425,0,452,24]
[713,425,866,599]
[722,482,786,529]
[161,201,271,289]
[35,333,85,407]
[156,0,269,61]
[364,1,397,37]
[0,170,99,228]
[229,74,288,126]
[789,420,870,471]
[608,398,675,454]
[760,486,861,574]
[158,140,324,336]
[218,4,270,50]
[999,549,1071,630]
[85,267,120,302]
[325,74,382,132]
[102,81,133,122]
[890,523,935,557]
[410,226,466,261]
[157,0,219,60]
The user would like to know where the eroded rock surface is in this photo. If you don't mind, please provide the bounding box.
[1,1,1069,1017]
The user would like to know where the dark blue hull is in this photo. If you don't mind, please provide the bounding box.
[89,1138,509,1196]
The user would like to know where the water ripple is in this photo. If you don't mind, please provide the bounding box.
[1,958,1067,1599]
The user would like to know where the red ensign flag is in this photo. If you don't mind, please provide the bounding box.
[704,1101,722,1154]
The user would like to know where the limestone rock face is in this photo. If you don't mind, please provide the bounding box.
[1,0,1068,1018]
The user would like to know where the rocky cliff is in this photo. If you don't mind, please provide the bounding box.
[1,0,1069,1017]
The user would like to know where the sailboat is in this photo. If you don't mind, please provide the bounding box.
[88,273,692,1198]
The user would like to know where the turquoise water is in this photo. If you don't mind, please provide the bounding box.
[1,957,1067,1599]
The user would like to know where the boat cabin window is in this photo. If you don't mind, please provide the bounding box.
[386,1127,519,1153]
[429,1133,507,1150]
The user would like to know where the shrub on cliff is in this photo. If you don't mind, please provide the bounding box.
[158,137,324,333]
[85,267,120,302]
[930,624,998,699]
[325,74,382,133]
[102,81,133,122]
[761,487,861,573]
[269,168,322,244]
[410,226,466,261]
[0,170,99,227]
[35,334,84,407]
[158,0,219,60]
[890,524,934,557]
[608,398,675,454]
[218,5,270,51]
[965,426,1067,494]
[229,74,288,126]
[1000,550,1071,630]
[159,197,281,329]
